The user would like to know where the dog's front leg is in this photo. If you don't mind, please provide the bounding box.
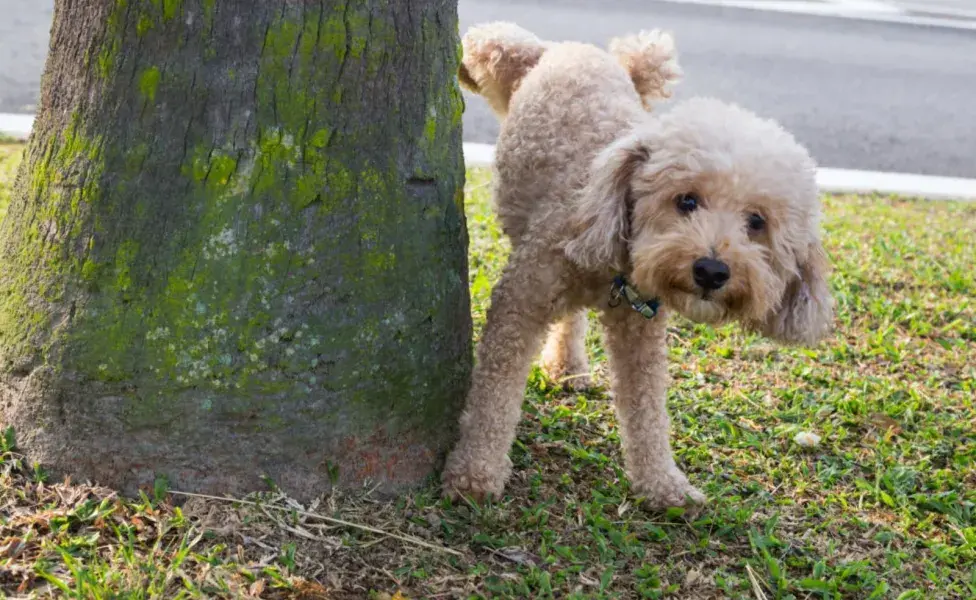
[600,307,706,512]
[441,250,561,502]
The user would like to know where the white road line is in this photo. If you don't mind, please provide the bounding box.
[653,0,897,13]
[821,0,903,13]
[889,1,976,19]
[462,143,976,201]
[3,116,973,201]
[649,0,976,29]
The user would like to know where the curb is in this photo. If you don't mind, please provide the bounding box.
[4,115,973,201]
[0,114,34,141]
[814,167,976,201]
[461,143,976,202]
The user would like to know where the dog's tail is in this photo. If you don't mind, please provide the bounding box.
[458,22,547,119]
[609,30,682,110]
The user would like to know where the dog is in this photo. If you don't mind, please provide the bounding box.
[443,22,833,511]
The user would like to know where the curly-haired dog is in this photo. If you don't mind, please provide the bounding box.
[444,23,833,511]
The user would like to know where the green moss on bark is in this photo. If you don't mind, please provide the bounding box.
[138,66,161,102]
[98,0,128,80]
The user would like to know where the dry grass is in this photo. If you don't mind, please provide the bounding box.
[0,153,974,599]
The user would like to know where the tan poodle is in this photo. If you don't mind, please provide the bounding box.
[444,22,833,511]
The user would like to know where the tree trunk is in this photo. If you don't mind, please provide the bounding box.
[0,0,471,501]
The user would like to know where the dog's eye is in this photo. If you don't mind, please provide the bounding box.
[675,193,700,214]
[747,212,766,233]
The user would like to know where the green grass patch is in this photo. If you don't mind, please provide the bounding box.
[1,156,974,598]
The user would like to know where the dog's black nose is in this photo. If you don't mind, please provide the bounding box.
[693,258,730,291]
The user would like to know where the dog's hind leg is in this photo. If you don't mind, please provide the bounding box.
[441,246,564,501]
[540,310,592,390]
[599,306,706,512]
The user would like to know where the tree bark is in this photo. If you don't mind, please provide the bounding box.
[0,0,471,501]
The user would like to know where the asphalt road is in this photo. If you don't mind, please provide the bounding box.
[0,0,52,114]
[458,0,976,177]
[2,0,974,177]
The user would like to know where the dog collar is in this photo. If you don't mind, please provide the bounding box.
[609,275,661,319]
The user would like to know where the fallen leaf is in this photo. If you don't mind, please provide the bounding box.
[0,537,26,559]
[17,575,34,593]
[290,579,331,599]
[794,431,821,448]
[495,546,542,566]
[869,413,902,435]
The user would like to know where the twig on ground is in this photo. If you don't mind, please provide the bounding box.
[170,490,464,557]
[745,564,769,600]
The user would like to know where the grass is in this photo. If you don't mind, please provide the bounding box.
[1,148,974,599]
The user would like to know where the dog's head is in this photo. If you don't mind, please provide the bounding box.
[565,97,833,346]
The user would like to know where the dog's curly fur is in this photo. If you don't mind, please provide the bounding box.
[443,22,834,511]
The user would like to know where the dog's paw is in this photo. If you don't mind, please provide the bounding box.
[440,450,511,503]
[630,468,706,515]
[560,373,595,392]
[541,365,594,392]
[540,353,593,391]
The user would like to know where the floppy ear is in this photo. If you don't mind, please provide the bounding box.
[458,62,480,94]
[755,239,834,346]
[563,133,650,273]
